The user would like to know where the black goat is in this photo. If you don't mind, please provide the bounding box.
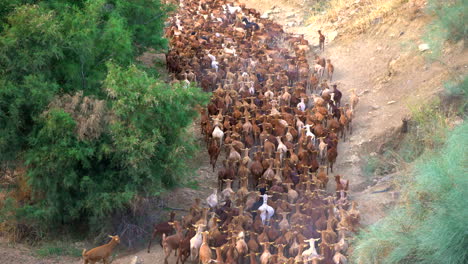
[242,17,260,31]
[332,84,342,107]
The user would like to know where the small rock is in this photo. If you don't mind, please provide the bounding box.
[328,31,338,41]
[271,7,281,13]
[348,155,360,163]
[295,18,304,25]
[286,12,295,18]
[358,89,370,96]
[261,11,270,19]
[372,17,382,25]
[286,21,296,27]
[379,175,393,182]
[371,105,380,110]
[130,256,139,264]
[418,43,430,51]
[387,100,396,105]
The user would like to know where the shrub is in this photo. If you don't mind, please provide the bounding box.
[20,64,208,234]
[36,243,82,258]
[424,0,468,58]
[0,0,208,242]
[353,123,468,264]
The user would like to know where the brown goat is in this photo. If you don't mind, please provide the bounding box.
[148,211,176,252]
[327,59,334,81]
[162,221,184,264]
[82,235,120,264]
[318,30,325,51]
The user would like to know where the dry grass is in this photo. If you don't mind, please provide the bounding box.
[46,92,112,141]
[308,0,408,34]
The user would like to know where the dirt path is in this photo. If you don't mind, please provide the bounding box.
[238,0,467,225]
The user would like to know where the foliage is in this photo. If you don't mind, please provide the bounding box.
[0,76,59,165]
[0,0,208,240]
[424,0,468,58]
[353,123,468,264]
[407,98,449,150]
[21,64,207,233]
[104,63,209,189]
[36,243,82,258]
[0,0,169,166]
[362,153,397,179]
[443,75,468,115]
[361,97,454,181]
[354,79,467,263]
[112,0,173,53]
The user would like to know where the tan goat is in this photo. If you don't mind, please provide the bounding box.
[82,235,120,264]
[162,221,184,264]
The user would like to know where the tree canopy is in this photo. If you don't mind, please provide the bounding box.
[0,0,208,235]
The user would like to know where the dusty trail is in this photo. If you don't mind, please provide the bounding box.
[237,0,466,225]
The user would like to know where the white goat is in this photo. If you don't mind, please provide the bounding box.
[225,4,242,15]
[222,44,237,56]
[249,82,255,95]
[304,124,316,146]
[314,64,324,79]
[297,98,306,111]
[206,188,218,209]
[302,238,321,262]
[276,136,288,162]
[258,194,275,225]
[190,224,205,261]
[211,60,219,72]
[212,125,224,146]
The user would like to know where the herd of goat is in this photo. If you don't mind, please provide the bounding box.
[83,0,362,264]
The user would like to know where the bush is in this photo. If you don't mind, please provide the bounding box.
[36,243,82,258]
[21,64,208,234]
[362,154,397,179]
[424,0,468,58]
[0,0,208,242]
[353,123,468,264]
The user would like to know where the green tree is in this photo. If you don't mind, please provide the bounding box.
[22,64,207,231]
[0,0,208,238]
[0,0,170,165]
